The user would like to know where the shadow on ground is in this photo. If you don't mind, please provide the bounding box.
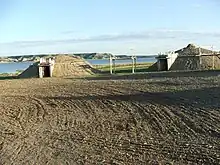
[43,86,220,138]
[45,86,220,111]
[74,70,220,81]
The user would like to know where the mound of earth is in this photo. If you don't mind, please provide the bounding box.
[18,63,39,78]
[18,55,99,78]
[175,43,217,56]
[170,44,220,70]
[52,55,99,77]
[200,55,220,69]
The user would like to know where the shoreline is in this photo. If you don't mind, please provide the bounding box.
[0,61,34,64]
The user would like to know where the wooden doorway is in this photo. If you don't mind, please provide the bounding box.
[159,59,168,71]
[43,66,50,77]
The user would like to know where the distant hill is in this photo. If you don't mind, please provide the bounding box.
[0,53,156,63]
[0,53,112,62]
[73,53,112,59]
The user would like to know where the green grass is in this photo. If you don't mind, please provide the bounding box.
[0,71,20,80]
[16,69,24,74]
[94,62,155,74]
[0,74,17,80]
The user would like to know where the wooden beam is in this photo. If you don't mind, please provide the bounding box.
[212,54,215,70]
[109,55,113,74]
[112,58,116,74]
[134,57,137,72]
[131,56,134,74]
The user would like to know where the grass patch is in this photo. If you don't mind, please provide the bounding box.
[0,75,17,80]
[94,62,155,74]
[16,70,24,74]
[0,72,19,80]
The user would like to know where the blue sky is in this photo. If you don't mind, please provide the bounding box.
[0,0,220,56]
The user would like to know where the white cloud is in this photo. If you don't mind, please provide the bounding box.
[1,29,220,56]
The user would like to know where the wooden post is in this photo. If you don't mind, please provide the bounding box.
[212,46,214,70]
[39,66,43,78]
[157,59,160,71]
[212,55,215,70]
[199,56,202,70]
[110,55,113,74]
[113,58,116,74]
[132,56,135,74]
[134,57,137,72]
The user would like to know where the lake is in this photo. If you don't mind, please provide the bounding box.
[0,57,156,73]
[0,62,33,74]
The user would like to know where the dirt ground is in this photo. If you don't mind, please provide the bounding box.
[0,72,220,164]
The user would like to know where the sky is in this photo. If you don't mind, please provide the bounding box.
[0,0,220,56]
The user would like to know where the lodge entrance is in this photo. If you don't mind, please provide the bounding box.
[42,66,50,77]
[156,58,169,71]
[159,59,168,71]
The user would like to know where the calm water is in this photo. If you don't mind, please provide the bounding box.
[0,57,156,73]
[0,62,33,74]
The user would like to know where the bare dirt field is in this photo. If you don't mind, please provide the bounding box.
[0,72,220,164]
